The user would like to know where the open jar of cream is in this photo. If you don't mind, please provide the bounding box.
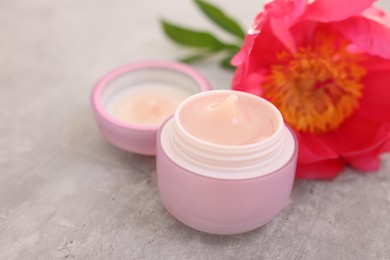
[91,61,211,155]
[157,90,298,234]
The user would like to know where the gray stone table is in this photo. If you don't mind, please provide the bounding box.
[1,0,390,259]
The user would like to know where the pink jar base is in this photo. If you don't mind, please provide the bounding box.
[156,120,298,235]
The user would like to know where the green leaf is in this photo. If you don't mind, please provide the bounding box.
[194,0,245,39]
[179,53,210,63]
[220,53,236,71]
[161,20,231,51]
[225,45,241,54]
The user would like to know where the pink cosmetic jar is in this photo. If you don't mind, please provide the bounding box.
[156,90,298,235]
[91,61,211,155]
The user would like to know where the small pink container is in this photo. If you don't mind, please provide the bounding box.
[156,90,298,235]
[91,61,211,155]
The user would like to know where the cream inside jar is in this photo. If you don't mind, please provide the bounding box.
[179,92,276,145]
[91,60,211,155]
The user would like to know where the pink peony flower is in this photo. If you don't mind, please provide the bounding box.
[232,0,390,179]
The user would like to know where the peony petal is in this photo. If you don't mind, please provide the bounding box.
[270,18,297,52]
[319,110,383,155]
[231,30,260,67]
[231,50,244,67]
[296,159,345,180]
[358,57,390,120]
[265,0,306,20]
[297,131,339,164]
[345,152,381,171]
[231,12,267,67]
[264,0,295,18]
[318,114,390,158]
[362,6,390,26]
[231,18,285,91]
[232,71,265,96]
[315,59,390,170]
[267,0,307,52]
[343,122,390,171]
[305,0,375,22]
[359,55,390,71]
[333,16,390,59]
[289,20,319,47]
[232,0,306,75]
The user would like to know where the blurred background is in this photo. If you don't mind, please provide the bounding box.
[1,1,390,259]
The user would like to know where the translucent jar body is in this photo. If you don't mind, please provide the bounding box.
[156,91,298,234]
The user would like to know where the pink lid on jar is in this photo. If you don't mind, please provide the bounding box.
[91,60,211,155]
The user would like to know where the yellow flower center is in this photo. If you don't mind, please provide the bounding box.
[262,36,366,134]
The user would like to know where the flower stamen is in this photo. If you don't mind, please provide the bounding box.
[263,35,366,134]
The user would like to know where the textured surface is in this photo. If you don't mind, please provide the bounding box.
[1,0,390,259]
